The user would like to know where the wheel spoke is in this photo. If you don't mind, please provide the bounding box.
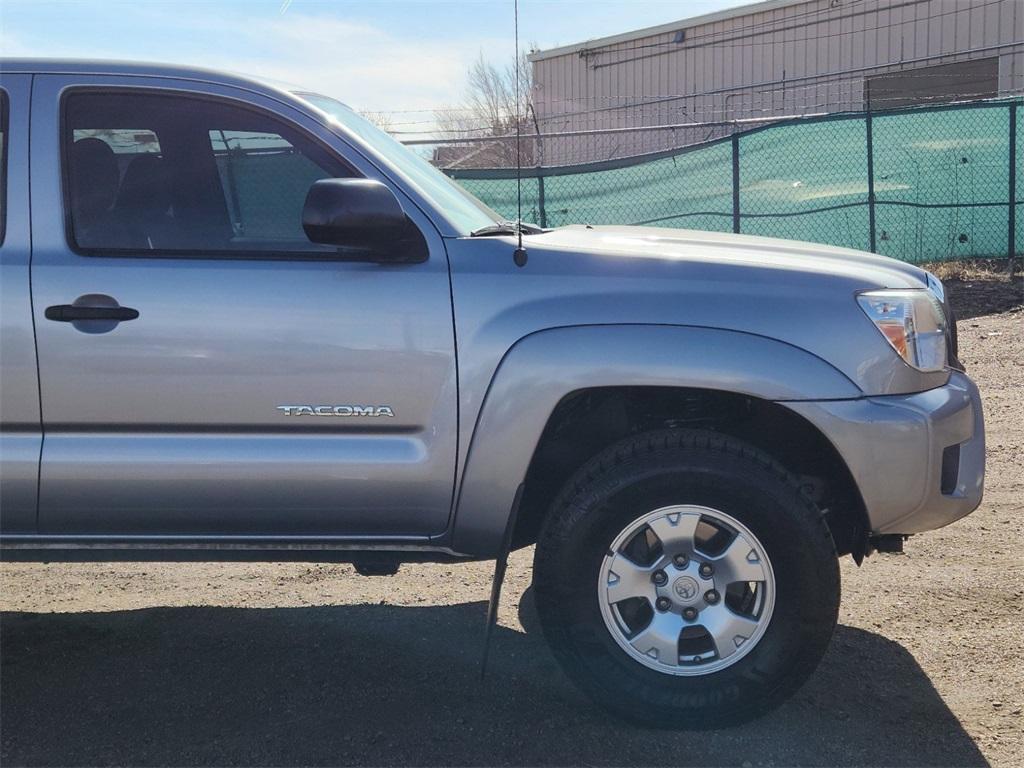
[628,611,683,666]
[701,604,760,660]
[714,535,768,584]
[605,552,654,603]
[647,511,700,552]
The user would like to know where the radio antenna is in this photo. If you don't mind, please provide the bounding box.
[512,0,528,267]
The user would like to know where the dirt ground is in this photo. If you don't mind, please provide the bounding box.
[1,271,1021,768]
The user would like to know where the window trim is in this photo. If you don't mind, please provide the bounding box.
[58,85,398,262]
[0,89,9,248]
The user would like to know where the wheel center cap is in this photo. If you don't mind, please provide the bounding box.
[671,575,701,604]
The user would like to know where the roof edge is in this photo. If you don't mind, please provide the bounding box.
[0,57,298,93]
[528,0,807,62]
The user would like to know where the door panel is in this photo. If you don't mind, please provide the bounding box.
[29,75,457,537]
[0,74,41,534]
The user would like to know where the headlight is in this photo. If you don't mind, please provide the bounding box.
[857,289,948,372]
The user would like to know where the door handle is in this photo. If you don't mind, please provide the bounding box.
[45,294,139,333]
[45,305,139,322]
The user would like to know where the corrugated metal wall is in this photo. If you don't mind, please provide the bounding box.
[529,0,1024,164]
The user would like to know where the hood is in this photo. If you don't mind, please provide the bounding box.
[528,225,929,291]
[447,223,949,400]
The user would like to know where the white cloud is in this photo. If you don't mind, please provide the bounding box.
[217,12,496,112]
[1,5,506,115]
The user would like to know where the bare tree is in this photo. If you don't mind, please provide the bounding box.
[358,110,394,132]
[432,50,536,169]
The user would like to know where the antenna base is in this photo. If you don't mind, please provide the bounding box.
[513,247,528,267]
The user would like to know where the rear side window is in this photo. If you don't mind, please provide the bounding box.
[1,90,8,246]
[62,90,352,256]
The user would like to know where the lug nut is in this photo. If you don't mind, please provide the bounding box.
[672,553,689,568]
[655,597,672,612]
[698,562,714,578]
[652,570,668,586]
[682,607,698,621]
[705,589,720,604]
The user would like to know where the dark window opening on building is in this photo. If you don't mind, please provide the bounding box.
[865,58,999,110]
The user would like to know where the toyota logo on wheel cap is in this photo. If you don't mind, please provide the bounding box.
[672,575,700,603]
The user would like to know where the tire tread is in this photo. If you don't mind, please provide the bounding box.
[532,428,840,728]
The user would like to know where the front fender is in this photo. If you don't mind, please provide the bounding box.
[449,324,859,556]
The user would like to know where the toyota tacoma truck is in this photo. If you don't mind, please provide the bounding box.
[0,60,985,727]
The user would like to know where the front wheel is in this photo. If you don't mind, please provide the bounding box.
[533,429,840,728]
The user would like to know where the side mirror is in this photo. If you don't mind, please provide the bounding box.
[302,178,426,262]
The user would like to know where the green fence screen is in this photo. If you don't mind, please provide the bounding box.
[447,99,1023,263]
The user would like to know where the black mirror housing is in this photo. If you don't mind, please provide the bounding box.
[302,178,426,263]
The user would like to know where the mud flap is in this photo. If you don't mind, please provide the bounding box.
[480,482,525,679]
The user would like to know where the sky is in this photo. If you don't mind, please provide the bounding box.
[0,0,750,120]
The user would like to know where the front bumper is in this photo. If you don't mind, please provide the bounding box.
[786,370,985,534]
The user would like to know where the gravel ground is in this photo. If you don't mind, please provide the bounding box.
[1,276,1021,768]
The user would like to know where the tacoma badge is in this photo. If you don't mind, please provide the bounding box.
[276,405,395,417]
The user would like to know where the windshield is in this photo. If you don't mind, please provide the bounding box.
[294,92,501,236]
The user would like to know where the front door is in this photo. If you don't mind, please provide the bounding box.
[30,75,458,538]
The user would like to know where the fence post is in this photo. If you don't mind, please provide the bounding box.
[529,105,548,228]
[1009,103,1017,265]
[731,133,741,234]
[865,108,877,254]
[537,173,547,228]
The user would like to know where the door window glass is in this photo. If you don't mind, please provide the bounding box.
[210,129,334,241]
[63,91,352,255]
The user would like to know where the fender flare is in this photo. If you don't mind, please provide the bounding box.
[449,324,860,557]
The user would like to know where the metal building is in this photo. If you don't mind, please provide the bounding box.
[528,0,1024,164]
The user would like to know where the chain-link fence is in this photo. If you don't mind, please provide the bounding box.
[442,98,1022,263]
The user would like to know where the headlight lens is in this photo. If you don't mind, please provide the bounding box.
[857,289,948,372]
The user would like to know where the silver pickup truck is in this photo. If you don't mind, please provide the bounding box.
[0,60,985,727]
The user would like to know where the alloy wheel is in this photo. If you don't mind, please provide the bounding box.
[597,504,775,676]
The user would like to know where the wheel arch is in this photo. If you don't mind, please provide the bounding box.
[449,324,867,558]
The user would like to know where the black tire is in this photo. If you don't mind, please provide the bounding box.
[533,428,840,728]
